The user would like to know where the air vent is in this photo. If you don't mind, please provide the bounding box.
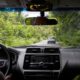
[26,48,41,53]
[44,48,60,53]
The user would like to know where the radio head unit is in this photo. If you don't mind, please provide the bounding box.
[23,55,60,70]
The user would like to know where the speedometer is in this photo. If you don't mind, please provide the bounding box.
[8,48,18,64]
[10,52,17,64]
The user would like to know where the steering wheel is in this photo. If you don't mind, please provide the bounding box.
[0,44,10,76]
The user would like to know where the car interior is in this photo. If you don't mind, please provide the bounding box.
[0,0,80,80]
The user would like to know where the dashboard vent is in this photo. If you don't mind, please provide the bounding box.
[26,48,41,53]
[44,48,60,53]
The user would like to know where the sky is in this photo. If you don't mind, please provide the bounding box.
[21,11,49,18]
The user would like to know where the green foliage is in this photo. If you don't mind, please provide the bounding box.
[0,11,80,47]
[49,11,80,47]
[73,75,80,80]
[0,11,55,47]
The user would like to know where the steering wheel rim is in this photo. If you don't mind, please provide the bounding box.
[0,44,10,76]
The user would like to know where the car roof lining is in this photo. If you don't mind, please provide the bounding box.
[0,0,80,9]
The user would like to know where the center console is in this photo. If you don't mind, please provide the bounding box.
[23,47,61,80]
[24,55,60,70]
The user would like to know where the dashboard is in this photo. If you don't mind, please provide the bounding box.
[16,43,61,80]
[0,41,80,80]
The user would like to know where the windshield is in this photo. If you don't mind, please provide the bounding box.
[0,10,80,47]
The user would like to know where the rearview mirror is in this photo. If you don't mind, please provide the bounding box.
[25,17,58,25]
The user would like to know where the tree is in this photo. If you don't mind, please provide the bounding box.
[49,11,80,47]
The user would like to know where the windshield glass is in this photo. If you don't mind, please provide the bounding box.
[0,11,80,47]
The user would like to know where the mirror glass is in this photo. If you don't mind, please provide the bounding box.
[25,17,58,25]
